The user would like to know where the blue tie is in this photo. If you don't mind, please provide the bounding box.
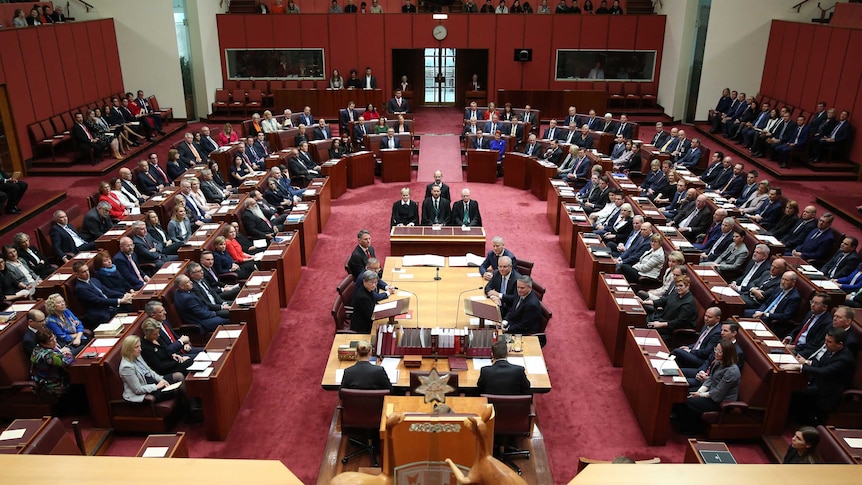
[765,290,786,313]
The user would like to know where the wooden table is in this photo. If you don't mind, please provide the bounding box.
[683,439,734,464]
[688,264,746,318]
[595,274,647,367]
[255,232,302,307]
[345,151,375,189]
[321,334,551,393]
[132,261,190,312]
[559,202,593,267]
[503,152,531,189]
[94,216,144,255]
[141,187,180,225]
[389,226,486,257]
[628,195,667,225]
[176,223,226,264]
[229,270,279,363]
[574,233,617,310]
[380,148,412,183]
[658,226,704,265]
[68,313,147,427]
[135,432,189,458]
[303,177,331,232]
[320,158,347,199]
[0,417,79,455]
[209,143,242,185]
[465,149,499,184]
[283,200,318,265]
[529,159,558,201]
[185,323,252,440]
[608,173,641,197]
[547,180,576,234]
[621,327,689,445]
[211,194,248,224]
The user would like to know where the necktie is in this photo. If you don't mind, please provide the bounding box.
[829,253,846,278]
[764,290,786,313]
[208,268,218,281]
[162,328,175,344]
[364,248,370,259]
[433,199,439,216]
[660,136,674,151]
[693,325,711,350]
[830,121,844,138]
[812,230,822,240]
[128,254,144,282]
[79,123,93,140]
[793,314,817,346]
[739,261,762,287]
[89,280,107,299]
[721,175,736,193]
[511,125,517,137]
[501,276,508,293]
[199,280,216,305]
[680,208,698,228]
[515,297,522,310]
[463,203,470,225]
[794,127,803,144]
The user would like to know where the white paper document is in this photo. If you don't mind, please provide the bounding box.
[523,356,548,375]
[193,367,214,378]
[615,297,641,306]
[161,381,182,392]
[141,446,169,458]
[507,356,526,368]
[763,340,785,348]
[843,437,862,448]
[694,269,718,277]
[91,338,120,347]
[0,428,26,441]
[472,358,493,370]
[334,368,344,384]
[216,329,242,339]
[634,337,661,347]
[374,301,398,312]
[767,354,797,364]
[187,361,211,371]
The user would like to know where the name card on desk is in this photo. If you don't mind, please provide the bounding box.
[0,428,27,441]
[763,340,785,348]
[92,338,120,347]
[767,354,797,364]
[195,351,222,362]
[615,297,641,306]
[216,329,242,339]
[143,283,167,292]
[738,320,768,331]
[524,356,548,375]
[141,446,169,458]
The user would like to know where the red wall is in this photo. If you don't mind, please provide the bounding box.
[259,0,631,14]
[0,19,124,161]
[217,13,665,98]
[760,20,862,165]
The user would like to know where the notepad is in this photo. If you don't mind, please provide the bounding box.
[216,330,241,339]
[753,330,773,338]
[634,337,661,347]
[738,320,767,331]
[161,381,182,392]
[143,283,166,292]
[694,269,718,277]
[507,356,526,368]
[843,437,862,448]
[767,354,797,364]
[763,340,785,348]
[193,367,214,378]
[91,338,119,347]
[523,356,548,375]
[615,298,641,306]
[0,428,26,441]
[195,351,223,362]
[472,358,493,370]
[334,368,344,384]
[187,361,211,371]
[141,446,169,458]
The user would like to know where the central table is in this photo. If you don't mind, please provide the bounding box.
[389,226,486,257]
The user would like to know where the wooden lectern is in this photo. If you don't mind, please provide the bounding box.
[465,149,499,184]
[380,148,412,183]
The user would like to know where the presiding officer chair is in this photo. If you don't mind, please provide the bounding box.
[482,394,535,475]
[338,388,390,467]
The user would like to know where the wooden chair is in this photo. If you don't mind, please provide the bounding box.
[212,89,230,115]
[624,82,642,108]
[229,89,246,115]
[246,90,263,113]
[338,388,390,467]
[516,258,534,276]
[641,82,657,108]
[336,274,354,296]
[482,394,535,474]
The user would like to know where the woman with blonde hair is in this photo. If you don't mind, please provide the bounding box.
[45,293,89,355]
[119,335,184,404]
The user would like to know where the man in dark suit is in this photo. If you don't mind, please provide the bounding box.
[614,114,633,139]
[347,229,376,279]
[353,117,369,148]
[697,215,735,261]
[390,187,419,227]
[784,327,856,424]
[718,163,746,199]
[729,244,771,300]
[812,110,852,162]
[386,89,410,114]
[200,251,241,302]
[136,159,163,196]
[200,169,228,203]
[709,88,733,133]
[380,128,402,149]
[424,170,451,201]
[462,119,479,141]
[505,115,524,145]
[71,112,108,159]
[22,310,47,358]
[118,167,146,205]
[113,237,148,290]
[131,222,176,271]
[784,292,833,358]
[582,110,601,131]
[671,307,724,368]
[829,306,859,354]
[542,119,562,141]
[288,146,318,183]
[198,126,220,158]
[599,113,617,134]
[681,322,747,389]
[615,220,652,263]
[790,213,836,265]
[49,209,96,262]
[541,139,563,166]
[495,276,542,335]
[80,202,113,242]
[187,262,232,315]
[339,101,359,135]
[471,130,489,149]
[650,121,670,147]
[563,106,580,128]
[522,134,540,157]
[476,340,531,395]
[421,185,451,226]
[484,256,521,316]
[670,194,712,241]
[748,271,803,337]
[361,67,377,90]
[464,101,483,121]
[251,132,271,160]
[241,198,277,240]
[819,237,860,279]
[354,258,392,303]
[674,138,703,169]
[145,301,202,358]
[479,236,517,280]
[72,261,134,326]
[313,119,331,140]
[341,341,392,390]
[669,129,692,162]
[297,106,314,127]
[173,275,230,332]
[147,154,172,187]
[781,205,818,249]
[177,132,203,166]
[774,115,810,167]
[450,188,482,227]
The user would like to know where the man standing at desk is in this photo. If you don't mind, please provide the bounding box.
[357,258,393,302]
[477,340,531,395]
[479,236,517,281]
[485,256,520,315]
[499,276,542,335]
[390,187,419,227]
[348,229,376,279]
[341,341,391,391]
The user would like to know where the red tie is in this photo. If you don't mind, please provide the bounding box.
[793,315,816,346]
[364,248,370,258]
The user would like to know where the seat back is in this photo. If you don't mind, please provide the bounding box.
[30,122,46,142]
[332,294,350,331]
[36,205,82,263]
[231,89,246,105]
[531,280,545,301]
[247,90,262,104]
[816,425,856,464]
[336,274,354,295]
[409,371,459,396]
[238,80,253,93]
[215,89,230,103]
[339,388,389,432]
[516,258,534,276]
[483,394,533,436]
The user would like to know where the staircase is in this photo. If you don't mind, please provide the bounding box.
[626,0,655,15]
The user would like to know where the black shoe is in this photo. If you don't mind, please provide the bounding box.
[7,207,22,214]
[158,131,166,135]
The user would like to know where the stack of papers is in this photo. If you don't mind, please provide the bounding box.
[767,354,797,364]
[216,329,241,339]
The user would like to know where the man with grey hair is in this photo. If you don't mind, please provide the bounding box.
[144,300,201,358]
[179,179,212,225]
[173,274,230,332]
[281,109,294,129]
[114,236,149,289]
[118,167,145,205]
[485,255,520,315]
[187,262,232,317]
[696,213,732,256]
[480,236,517,280]
[177,132,203,166]
[199,168,229,203]
[356,257,393,302]
[269,166,304,204]
[131,221,177,270]
[50,209,96,261]
[241,197,277,241]
[351,270,380,333]
[499,275,542,335]
[80,201,113,242]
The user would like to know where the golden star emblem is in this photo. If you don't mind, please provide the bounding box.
[415,368,455,404]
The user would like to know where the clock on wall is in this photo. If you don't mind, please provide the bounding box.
[432,24,448,41]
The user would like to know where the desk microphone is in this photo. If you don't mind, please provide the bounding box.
[392,287,419,328]
[434,266,441,281]
[657,354,677,376]
[454,286,486,327]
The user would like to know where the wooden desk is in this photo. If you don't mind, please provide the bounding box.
[389,226,486,257]
[608,173,641,197]
[68,313,147,427]
[595,274,648,367]
[283,201,318,265]
[229,270,279,363]
[574,233,618,310]
[503,152,531,189]
[547,180,576,234]
[345,151,375,189]
[94,217,144,255]
[140,187,180,225]
[559,202,593,267]
[255,232,302,307]
[303,177,331,232]
[320,158,347,199]
[629,195,667,225]
[530,159,558,201]
[136,433,189,458]
[273,89,383,120]
[658,226,704,265]
[683,439,734,463]
[322,334,550,393]
[821,427,862,464]
[380,148,412,183]
[688,265,745,318]
[621,327,689,445]
[132,261,190,312]
[0,418,79,455]
[266,129,299,152]
[185,323,252,441]
[571,464,860,484]
[176,223,226,264]
[465,149,499,184]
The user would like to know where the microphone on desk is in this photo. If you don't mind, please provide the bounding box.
[434,266,441,281]
[454,286,487,328]
[392,286,419,328]
[657,354,677,376]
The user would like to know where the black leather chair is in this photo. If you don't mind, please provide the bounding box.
[483,394,535,474]
[338,388,390,467]
[516,258,534,276]
[531,280,545,301]
[336,274,353,296]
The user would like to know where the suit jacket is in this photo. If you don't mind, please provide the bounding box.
[700,161,724,185]
[341,360,391,390]
[74,278,123,325]
[137,170,162,195]
[733,259,771,291]
[542,127,562,140]
[450,200,482,227]
[614,123,633,140]
[148,165,171,187]
[522,142,540,157]
[174,289,226,332]
[619,235,651,265]
[241,210,275,240]
[820,251,861,279]
[350,286,376,333]
[297,113,314,127]
[190,278,225,311]
[132,232,166,264]
[651,131,670,147]
[113,252,146,290]
[141,339,191,376]
[713,243,749,274]
[200,180,226,203]
[71,123,99,150]
[600,120,618,134]
[166,160,187,181]
[119,179,145,205]
[501,290,542,334]
[794,228,835,263]
[390,200,419,226]
[755,288,802,327]
[348,245,376,279]
[674,205,712,240]
[380,136,401,149]
[543,147,563,166]
[790,311,833,358]
[477,360,531,395]
[424,183,451,201]
[484,269,521,300]
[49,223,85,259]
[176,142,202,165]
[675,146,702,169]
[653,290,697,334]
[340,108,359,130]
[80,208,112,242]
[353,123,369,144]
[802,346,856,412]
[313,126,331,141]
[421,197,452,226]
[288,156,315,183]
[719,174,745,198]
[781,218,816,249]
[681,323,724,361]
[714,95,733,114]
[386,97,409,114]
[479,249,517,276]
[119,357,162,403]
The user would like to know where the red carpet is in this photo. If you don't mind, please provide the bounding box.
[416,135,464,182]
